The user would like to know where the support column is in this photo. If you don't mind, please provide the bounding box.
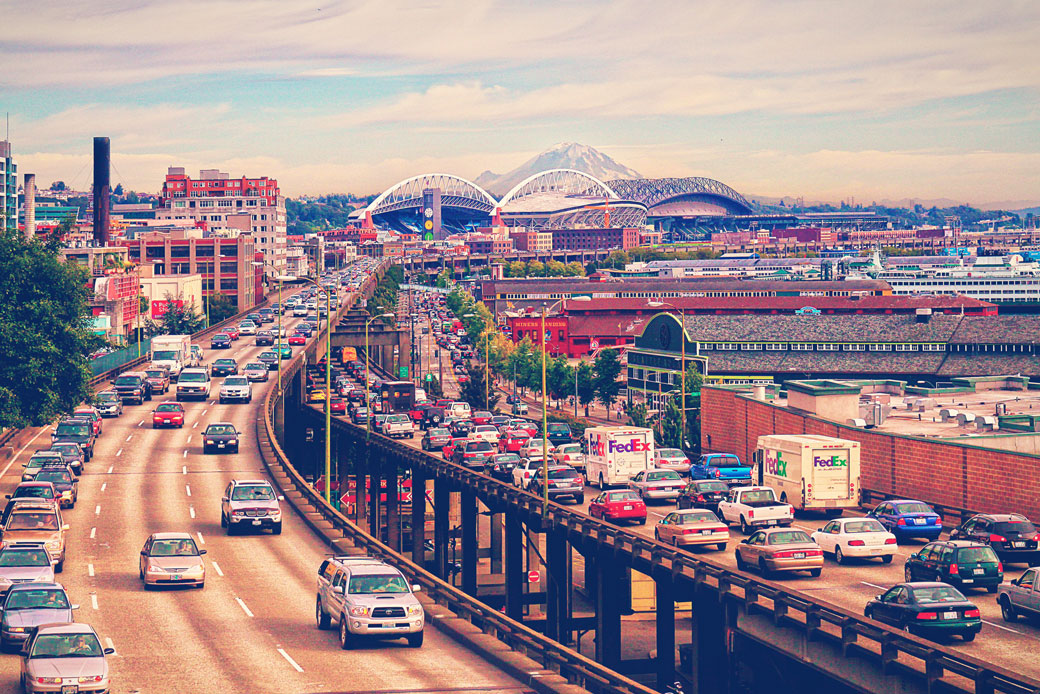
[411,468,427,568]
[505,511,524,621]
[545,530,572,645]
[490,512,503,573]
[355,446,367,525]
[594,548,622,668]
[434,479,450,580]
[461,489,477,597]
[386,465,400,551]
[691,580,730,694]
[655,575,676,687]
[368,458,382,541]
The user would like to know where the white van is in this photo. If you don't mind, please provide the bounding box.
[293,305,309,317]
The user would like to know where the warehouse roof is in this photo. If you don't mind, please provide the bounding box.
[680,313,962,343]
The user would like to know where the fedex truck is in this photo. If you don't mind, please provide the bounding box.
[584,426,655,489]
[753,434,861,515]
[150,335,193,379]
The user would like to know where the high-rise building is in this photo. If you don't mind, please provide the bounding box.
[0,141,17,232]
[156,167,286,277]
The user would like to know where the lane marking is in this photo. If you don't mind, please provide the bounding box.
[189,506,196,519]
[100,483,106,492]
[860,581,886,590]
[211,561,224,577]
[193,422,199,429]
[277,648,304,673]
[186,435,192,444]
[105,637,115,653]
[201,409,207,416]
[107,466,113,474]
[88,564,94,577]
[125,434,133,442]
[0,425,52,480]
[90,594,99,610]
[137,421,144,427]
[115,449,122,457]
[89,527,96,539]
[186,484,192,497]
[196,531,205,545]
[983,619,1022,634]
[183,450,188,458]
[182,466,187,475]
[235,597,254,617]
[94,505,101,515]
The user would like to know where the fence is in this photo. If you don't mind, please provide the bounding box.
[90,339,152,377]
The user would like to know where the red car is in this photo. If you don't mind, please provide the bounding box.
[457,374,470,384]
[72,407,103,436]
[329,397,347,415]
[588,490,647,525]
[224,326,240,341]
[152,402,186,428]
[471,411,493,425]
[499,431,531,453]
[288,334,307,346]
[442,436,469,461]
[512,422,538,438]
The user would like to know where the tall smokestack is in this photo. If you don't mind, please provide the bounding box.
[23,173,35,239]
[92,137,110,246]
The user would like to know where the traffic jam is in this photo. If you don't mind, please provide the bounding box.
[322,286,1040,665]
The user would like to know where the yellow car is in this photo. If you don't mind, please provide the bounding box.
[307,390,327,403]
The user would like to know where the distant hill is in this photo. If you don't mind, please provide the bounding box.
[475,142,643,197]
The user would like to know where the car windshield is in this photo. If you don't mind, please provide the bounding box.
[695,481,729,492]
[547,424,569,433]
[7,513,59,531]
[26,457,53,469]
[7,589,68,611]
[97,393,119,402]
[675,512,718,524]
[845,520,886,533]
[646,471,681,481]
[216,359,235,366]
[179,372,207,383]
[956,547,999,563]
[54,423,88,436]
[708,456,741,467]
[35,471,70,484]
[558,444,580,453]
[894,502,932,515]
[31,633,103,658]
[152,350,179,360]
[246,363,266,371]
[475,426,497,433]
[232,485,275,501]
[912,585,966,604]
[155,403,183,413]
[0,549,50,567]
[145,370,166,379]
[387,415,409,423]
[213,334,229,341]
[150,539,200,556]
[993,520,1037,535]
[356,408,368,415]
[206,425,235,435]
[15,486,53,498]
[766,531,811,545]
[347,573,409,594]
[430,429,450,437]
[607,491,641,502]
[466,442,493,452]
[741,490,775,503]
[113,376,142,386]
[224,377,249,386]
[261,352,278,359]
[49,445,80,456]
[496,455,520,463]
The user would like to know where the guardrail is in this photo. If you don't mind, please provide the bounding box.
[259,275,657,694]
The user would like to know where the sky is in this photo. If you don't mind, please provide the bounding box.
[2,0,1039,206]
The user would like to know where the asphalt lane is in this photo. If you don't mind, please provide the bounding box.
[0,295,525,693]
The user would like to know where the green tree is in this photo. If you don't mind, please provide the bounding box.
[593,348,622,420]
[527,260,545,277]
[546,355,573,408]
[564,261,585,277]
[146,293,206,336]
[50,181,66,191]
[626,402,649,428]
[575,362,596,417]
[138,295,150,317]
[546,260,566,277]
[423,374,443,399]
[459,363,499,412]
[0,229,104,428]
[435,268,452,288]
[508,260,526,277]
[508,337,537,395]
[207,293,237,325]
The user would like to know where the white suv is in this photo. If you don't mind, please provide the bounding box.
[176,368,211,401]
[221,480,283,535]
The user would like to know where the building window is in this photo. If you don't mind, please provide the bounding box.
[817,344,839,351]
[894,344,919,352]
[740,343,762,351]
[843,344,866,351]
[790,343,813,351]
[921,344,946,352]
[869,343,892,351]
[220,262,238,274]
[764,343,786,351]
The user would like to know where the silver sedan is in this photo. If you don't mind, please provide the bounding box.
[628,469,685,502]
[20,622,114,693]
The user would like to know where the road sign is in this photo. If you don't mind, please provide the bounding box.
[425,373,434,382]
[527,570,540,584]
[399,366,408,378]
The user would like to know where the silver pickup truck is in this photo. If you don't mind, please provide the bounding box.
[998,566,1040,622]
[382,414,414,439]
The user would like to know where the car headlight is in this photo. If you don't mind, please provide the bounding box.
[146,565,166,574]
[406,605,423,616]
[6,626,26,633]
[45,539,60,550]
[206,440,216,445]
[348,606,369,616]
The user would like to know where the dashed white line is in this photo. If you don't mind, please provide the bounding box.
[860,581,885,590]
[235,598,254,617]
[107,466,113,474]
[137,421,144,427]
[183,450,188,458]
[193,421,199,429]
[185,484,192,497]
[87,564,94,577]
[277,648,304,673]
[89,527,96,539]
[211,561,224,577]
[115,449,122,457]
[125,434,133,442]
[90,594,99,610]
[104,637,115,653]
[983,619,1022,634]
[189,506,196,519]
[182,466,187,475]
[94,505,101,515]
[201,409,207,416]
[196,531,205,545]
[100,483,106,493]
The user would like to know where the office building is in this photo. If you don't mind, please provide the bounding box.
[0,141,16,232]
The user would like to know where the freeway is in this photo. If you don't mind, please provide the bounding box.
[380,303,1040,681]
[0,288,527,693]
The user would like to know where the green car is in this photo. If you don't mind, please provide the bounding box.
[278,345,293,359]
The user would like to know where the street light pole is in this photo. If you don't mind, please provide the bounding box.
[541,305,549,517]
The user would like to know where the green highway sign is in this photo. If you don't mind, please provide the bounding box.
[399,366,409,378]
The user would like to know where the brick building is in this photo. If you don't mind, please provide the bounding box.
[551,227,639,251]
[508,229,553,252]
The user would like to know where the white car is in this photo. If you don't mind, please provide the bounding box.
[519,442,554,461]
[238,320,258,335]
[219,376,253,404]
[654,448,692,475]
[810,517,897,564]
[552,443,585,471]
[628,469,685,501]
[471,425,500,445]
[512,458,548,488]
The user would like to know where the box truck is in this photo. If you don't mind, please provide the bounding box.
[584,426,655,489]
[150,335,193,379]
[753,434,861,515]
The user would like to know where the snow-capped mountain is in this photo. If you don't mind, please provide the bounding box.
[475,143,643,196]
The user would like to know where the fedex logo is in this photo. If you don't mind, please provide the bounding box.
[763,451,787,477]
[590,435,606,457]
[814,454,848,468]
[608,438,651,454]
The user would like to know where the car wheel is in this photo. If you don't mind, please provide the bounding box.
[740,517,752,535]
[407,631,424,648]
[758,558,772,578]
[152,423,158,429]
[963,632,976,642]
[986,585,998,594]
[1000,597,1018,622]
[835,546,845,565]
[55,554,64,573]
[226,523,235,536]
[716,543,727,552]
[339,617,353,649]
[220,512,226,528]
[599,474,606,489]
[881,554,893,564]
[904,566,914,582]
[272,522,282,535]
[735,551,747,571]
[316,598,332,630]
[809,568,822,578]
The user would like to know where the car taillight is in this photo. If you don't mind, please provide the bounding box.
[696,494,706,502]
[948,563,959,574]
[897,518,906,525]
[998,562,1003,573]
[683,528,697,534]
[916,612,939,621]
[713,468,721,478]
[884,537,897,545]
[990,534,1007,543]
[847,540,865,546]
[747,510,754,519]
[964,608,981,618]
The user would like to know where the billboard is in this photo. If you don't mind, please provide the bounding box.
[150,298,183,319]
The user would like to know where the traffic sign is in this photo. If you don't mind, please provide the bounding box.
[527,570,540,584]
[398,366,409,378]
[425,373,434,382]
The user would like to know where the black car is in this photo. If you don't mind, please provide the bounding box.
[488,453,520,482]
[50,419,95,461]
[421,427,452,452]
[112,371,152,405]
[545,423,573,446]
[202,423,240,454]
[864,582,981,641]
[211,358,238,377]
[210,333,232,349]
[950,513,1039,563]
[448,419,474,438]
[295,324,314,337]
[677,479,731,513]
[451,440,495,470]
[46,443,85,475]
[350,407,370,425]
[258,351,280,370]
[904,540,1003,592]
[255,330,275,346]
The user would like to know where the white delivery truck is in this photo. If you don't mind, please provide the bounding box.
[150,335,193,380]
[584,426,655,489]
[753,434,861,516]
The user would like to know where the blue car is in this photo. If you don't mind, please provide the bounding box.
[868,499,943,542]
[689,453,752,486]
